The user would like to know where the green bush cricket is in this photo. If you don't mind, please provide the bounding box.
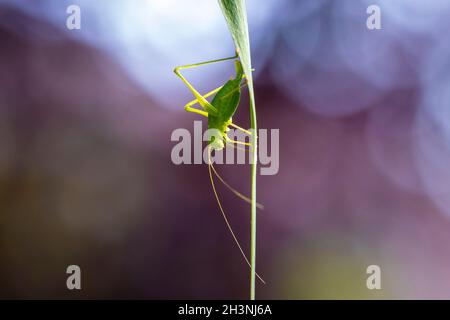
[174,53,265,284]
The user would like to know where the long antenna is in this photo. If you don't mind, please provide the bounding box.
[208,148,265,284]
[210,159,264,210]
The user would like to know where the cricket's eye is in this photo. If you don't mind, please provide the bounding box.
[209,137,225,150]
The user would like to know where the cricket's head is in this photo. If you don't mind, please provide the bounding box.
[208,135,225,150]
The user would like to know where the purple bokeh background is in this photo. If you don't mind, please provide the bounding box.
[1,0,450,299]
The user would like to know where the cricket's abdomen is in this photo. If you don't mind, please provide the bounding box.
[206,60,244,150]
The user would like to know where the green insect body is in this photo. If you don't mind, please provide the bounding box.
[207,60,244,150]
[173,55,265,285]
[173,54,250,151]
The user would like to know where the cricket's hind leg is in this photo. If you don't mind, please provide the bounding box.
[183,75,247,118]
[183,86,223,118]
[174,53,238,115]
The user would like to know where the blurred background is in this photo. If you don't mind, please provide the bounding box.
[1,0,450,299]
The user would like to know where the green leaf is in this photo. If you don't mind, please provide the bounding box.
[218,0,253,86]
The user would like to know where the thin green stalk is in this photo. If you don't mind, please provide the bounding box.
[249,83,257,300]
[218,0,257,300]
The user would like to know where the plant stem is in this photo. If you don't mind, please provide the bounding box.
[248,82,257,300]
[217,0,257,300]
